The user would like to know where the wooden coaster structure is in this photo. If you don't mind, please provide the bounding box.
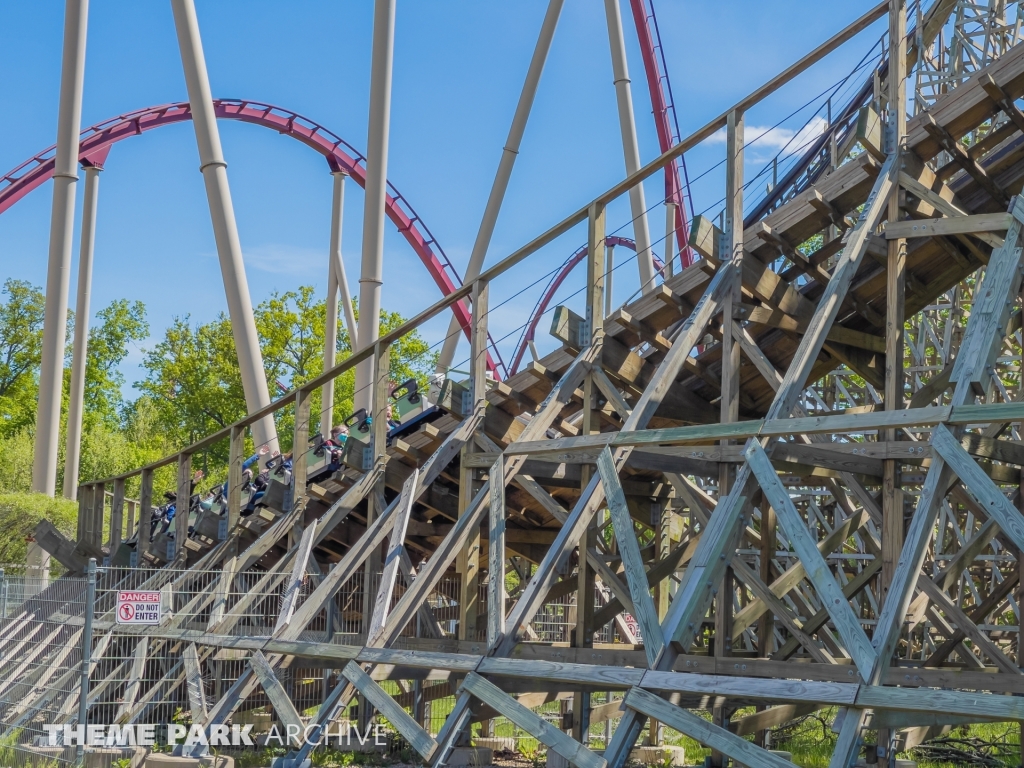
[16,3,1024,767]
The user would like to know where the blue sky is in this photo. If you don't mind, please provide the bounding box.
[0,1,888,391]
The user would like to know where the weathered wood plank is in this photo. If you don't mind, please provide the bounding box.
[596,446,665,665]
[367,472,418,641]
[623,687,795,768]
[273,523,317,635]
[477,657,643,688]
[463,672,606,768]
[182,643,208,723]
[114,638,149,723]
[342,661,438,760]
[931,423,1024,553]
[488,457,506,650]
[250,650,303,733]
[884,212,1012,238]
[745,441,874,677]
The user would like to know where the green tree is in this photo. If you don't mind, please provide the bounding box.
[135,313,247,450]
[82,299,148,426]
[0,279,45,435]
[137,287,438,466]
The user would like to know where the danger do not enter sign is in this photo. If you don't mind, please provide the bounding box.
[116,591,161,625]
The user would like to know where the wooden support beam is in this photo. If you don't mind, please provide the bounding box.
[251,650,303,734]
[833,195,1024,767]
[368,473,417,643]
[226,426,243,540]
[731,704,821,737]
[463,672,606,768]
[916,576,1020,674]
[745,442,874,677]
[138,468,153,551]
[292,389,311,515]
[774,558,881,660]
[732,508,871,640]
[922,113,1009,206]
[728,557,834,665]
[32,519,89,572]
[884,212,1013,239]
[755,222,833,285]
[980,73,1024,134]
[274,523,317,636]
[114,638,148,723]
[924,568,1018,667]
[110,478,125,555]
[182,643,208,724]
[342,661,439,761]
[932,423,1024,553]
[488,456,506,650]
[737,304,886,353]
[175,454,192,560]
[624,687,794,768]
[597,447,665,665]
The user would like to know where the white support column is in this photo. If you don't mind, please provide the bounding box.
[170,0,278,456]
[331,172,359,351]
[32,0,89,495]
[63,163,101,500]
[354,0,397,412]
[603,0,655,293]
[435,0,564,374]
[323,170,357,438]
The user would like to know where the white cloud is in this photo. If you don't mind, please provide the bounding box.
[243,243,326,276]
[709,116,828,155]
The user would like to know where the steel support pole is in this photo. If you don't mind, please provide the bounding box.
[324,171,357,437]
[435,0,564,374]
[63,164,101,500]
[354,0,397,413]
[170,0,277,456]
[332,173,359,349]
[603,0,655,293]
[32,0,89,495]
[76,557,96,761]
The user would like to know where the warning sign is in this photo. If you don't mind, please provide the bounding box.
[116,591,161,625]
[623,613,643,642]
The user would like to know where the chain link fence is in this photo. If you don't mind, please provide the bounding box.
[0,562,639,767]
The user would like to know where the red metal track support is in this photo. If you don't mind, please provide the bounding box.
[628,0,694,267]
[0,99,504,378]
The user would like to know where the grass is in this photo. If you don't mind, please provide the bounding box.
[653,709,1023,767]
[452,700,1024,767]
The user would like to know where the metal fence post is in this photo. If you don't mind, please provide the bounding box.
[0,568,6,619]
[77,558,96,762]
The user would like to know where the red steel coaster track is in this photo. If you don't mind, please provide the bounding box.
[0,0,696,381]
[0,98,506,378]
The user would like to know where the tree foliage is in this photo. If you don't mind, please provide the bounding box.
[82,299,148,427]
[137,287,437,467]
[0,279,45,435]
[0,280,434,513]
[0,283,157,494]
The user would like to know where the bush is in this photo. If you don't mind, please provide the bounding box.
[0,492,78,564]
[0,430,36,494]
